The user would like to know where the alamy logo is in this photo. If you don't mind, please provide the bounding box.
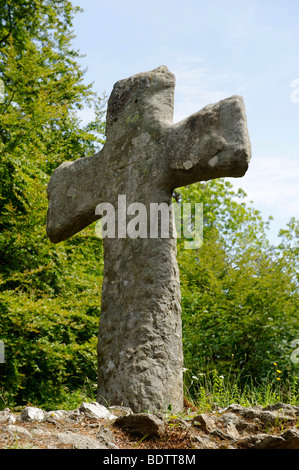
[0,340,4,363]
[95,195,203,249]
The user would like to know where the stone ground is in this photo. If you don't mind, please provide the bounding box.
[1,400,299,450]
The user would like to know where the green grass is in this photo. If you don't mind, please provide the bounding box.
[34,368,299,413]
[183,366,299,412]
[2,361,299,413]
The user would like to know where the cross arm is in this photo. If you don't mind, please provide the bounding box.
[46,152,104,243]
[162,95,251,190]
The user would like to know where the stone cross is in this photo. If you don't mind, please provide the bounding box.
[46,66,251,412]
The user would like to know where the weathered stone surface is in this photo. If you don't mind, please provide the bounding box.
[18,406,45,422]
[68,409,86,423]
[279,428,299,449]
[193,413,217,433]
[4,424,32,438]
[252,434,289,449]
[236,433,279,449]
[108,406,133,416]
[191,434,219,449]
[240,429,299,450]
[45,409,68,420]
[0,408,16,424]
[96,424,114,441]
[263,402,299,416]
[31,426,52,436]
[46,65,251,412]
[225,403,296,426]
[225,422,240,440]
[79,402,117,420]
[244,427,299,450]
[218,411,259,434]
[56,431,117,449]
[114,412,165,437]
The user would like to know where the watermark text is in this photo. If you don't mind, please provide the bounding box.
[95,195,203,249]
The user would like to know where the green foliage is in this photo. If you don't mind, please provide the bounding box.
[0,289,98,407]
[0,0,105,409]
[177,180,299,390]
[0,0,105,281]
[0,224,104,409]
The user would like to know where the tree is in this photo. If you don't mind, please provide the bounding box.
[0,0,105,288]
[0,0,105,408]
[176,180,299,386]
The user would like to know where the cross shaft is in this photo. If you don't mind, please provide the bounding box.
[47,66,251,412]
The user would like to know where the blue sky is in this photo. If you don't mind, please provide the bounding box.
[71,0,299,244]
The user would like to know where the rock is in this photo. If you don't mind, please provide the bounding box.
[18,406,45,422]
[252,434,286,449]
[246,428,299,449]
[225,422,240,440]
[4,425,32,438]
[279,427,299,449]
[170,417,191,430]
[236,433,273,448]
[218,411,260,433]
[114,412,165,437]
[31,426,52,436]
[191,434,219,449]
[96,425,114,441]
[0,408,16,424]
[191,412,243,441]
[225,403,296,426]
[66,408,82,422]
[263,402,299,417]
[79,402,117,420]
[192,413,217,433]
[108,406,133,416]
[46,410,68,420]
[96,426,119,449]
[218,411,248,429]
[56,431,112,449]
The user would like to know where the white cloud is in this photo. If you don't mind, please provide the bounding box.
[230,155,299,213]
[227,154,299,241]
[172,57,239,122]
